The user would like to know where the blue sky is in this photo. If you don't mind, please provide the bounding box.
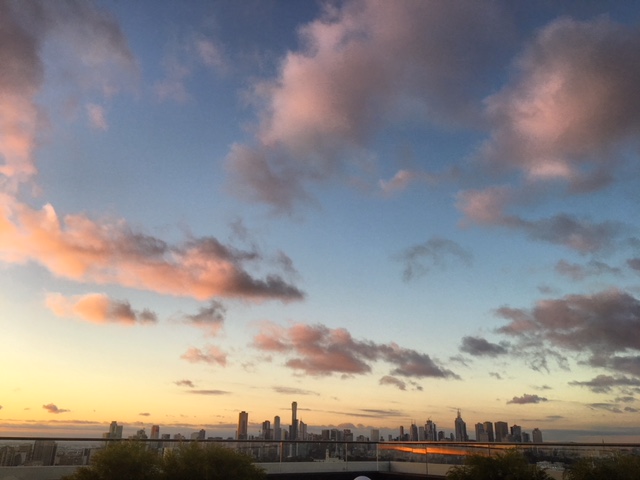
[2,0,640,442]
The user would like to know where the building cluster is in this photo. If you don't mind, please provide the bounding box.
[416,409,543,444]
[0,440,91,467]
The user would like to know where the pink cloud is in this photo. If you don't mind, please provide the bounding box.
[253,321,457,379]
[181,346,227,367]
[226,1,512,212]
[481,16,640,191]
[86,103,108,130]
[46,292,156,325]
[0,201,303,301]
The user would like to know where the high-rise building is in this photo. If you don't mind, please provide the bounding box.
[31,440,57,466]
[425,420,437,441]
[150,425,160,439]
[494,421,508,442]
[510,424,522,443]
[262,420,272,440]
[370,428,380,442]
[237,411,248,440]
[291,401,298,441]
[454,410,468,442]
[106,421,123,439]
[410,423,419,441]
[483,422,495,442]
[274,416,282,441]
[532,428,543,444]
[190,429,205,441]
[475,423,489,442]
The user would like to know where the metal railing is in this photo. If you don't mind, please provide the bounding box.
[1,437,639,478]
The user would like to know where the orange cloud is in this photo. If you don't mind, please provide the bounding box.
[0,201,303,301]
[46,292,156,325]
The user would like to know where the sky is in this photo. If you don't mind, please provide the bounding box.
[1,0,640,443]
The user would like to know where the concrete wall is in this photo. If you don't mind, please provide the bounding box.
[0,466,79,480]
[0,461,563,479]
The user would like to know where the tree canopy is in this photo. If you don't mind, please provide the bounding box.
[446,449,552,480]
[62,441,265,480]
[562,452,640,480]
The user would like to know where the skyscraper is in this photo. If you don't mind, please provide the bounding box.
[262,420,272,440]
[510,424,522,443]
[106,421,123,439]
[291,401,298,441]
[370,428,380,442]
[532,428,543,444]
[274,415,282,441]
[454,410,468,442]
[475,423,489,442]
[495,421,508,442]
[425,420,437,441]
[483,422,495,442]
[237,411,248,440]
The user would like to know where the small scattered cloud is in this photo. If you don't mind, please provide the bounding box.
[489,372,503,380]
[272,386,319,396]
[615,396,635,403]
[555,259,621,281]
[188,390,230,396]
[569,375,640,394]
[588,403,623,414]
[46,292,157,325]
[379,375,406,391]
[154,32,226,103]
[182,301,226,336]
[395,237,472,281]
[460,336,509,357]
[379,169,435,196]
[533,384,553,391]
[507,394,548,405]
[43,403,70,414]
[174,379,196,388]
[139,412,150,416]
[181,346,227,367]
[86,103,108,130]
[458,190,623,254]
[624,406,639,413]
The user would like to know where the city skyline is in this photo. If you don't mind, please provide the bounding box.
[2,1,640,444]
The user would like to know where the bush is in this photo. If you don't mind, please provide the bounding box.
[162,442,266,480]
[62,441,162,480]
[446,449,552,480]
[62,441,265,480]
[563,452,640,480]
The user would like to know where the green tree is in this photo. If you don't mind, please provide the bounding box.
[62,441,162,480]
[563,452,640,480]
[446,449,552,480]
[161,442,266,480]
